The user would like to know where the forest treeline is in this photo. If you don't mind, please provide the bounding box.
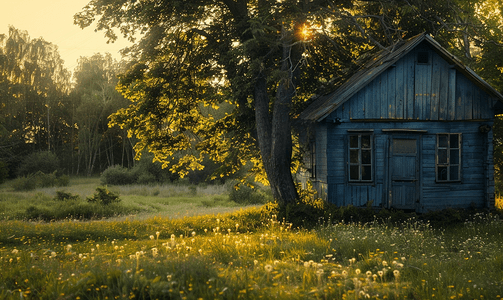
[0,26,232,185]
[0,27,135,180]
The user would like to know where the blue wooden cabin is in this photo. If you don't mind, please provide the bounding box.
[300,34,503,212]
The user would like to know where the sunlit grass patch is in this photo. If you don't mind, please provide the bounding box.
[1,207,502,299]
[0,177,253,221]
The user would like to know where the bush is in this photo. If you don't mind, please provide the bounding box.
[12,171,69,191]
[229,184,267,205]
[11,175,38,191]
[22,201,138,221]
[87,186,121,205]
[0,160,9,184]
[54,190,80,201]
[137,172,157,185]
[101,165,137,185]
[16,151,60,177]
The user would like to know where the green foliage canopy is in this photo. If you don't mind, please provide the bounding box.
[74,0,503,204]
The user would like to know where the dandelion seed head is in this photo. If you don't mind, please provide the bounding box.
[264,264,273,272]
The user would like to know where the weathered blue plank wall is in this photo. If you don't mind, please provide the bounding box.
[329,42,496,122]
[319,121,493,211]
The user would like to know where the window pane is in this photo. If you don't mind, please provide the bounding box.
[362,150,371,164]
[350,165,359,180]
[450,166,459,180]
[350,150,359,163]
[361,135,371,148]
[438,149,447,164]
[393,139,416,154]
[438,166,448,181]
[350,135,359,148]
[450,134,459,148]
[438,134,448,148]
[450,149,459,164]
[362,166,372,181]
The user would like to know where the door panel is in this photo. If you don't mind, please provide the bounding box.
[390,137,419,209]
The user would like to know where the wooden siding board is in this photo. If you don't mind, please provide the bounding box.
[438,58,449,120]
[459,75,474,119]
[473,85,481,119]
[480,95,491,120]
[380,72,388,119]
[455,71,465,120]
[424,56,433,120]
[354,90,365,119]
[405,53,415,119]
[370,78,379,119]
[395,59,405,119]
[431,53,441,120]
[414,53,422,119]
[362,82,374,119]
[448,68,456,120]
[388,66,397,118]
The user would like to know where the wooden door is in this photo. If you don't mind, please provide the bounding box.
[389,136,420,209]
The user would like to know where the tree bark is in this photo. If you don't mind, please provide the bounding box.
[254,30,299,207]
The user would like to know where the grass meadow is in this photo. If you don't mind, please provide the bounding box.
[1,178,503,299]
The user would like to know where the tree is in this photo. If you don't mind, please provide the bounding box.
[75,0,497,206]
[71,53,131,176]
[0,27,71,175]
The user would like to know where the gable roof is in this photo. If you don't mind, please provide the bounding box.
[300,33,503,122]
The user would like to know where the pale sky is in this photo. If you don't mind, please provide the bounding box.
[0,0,133,71]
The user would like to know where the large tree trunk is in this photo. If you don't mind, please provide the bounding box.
[254,32,298,207]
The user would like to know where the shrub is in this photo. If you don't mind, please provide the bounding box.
[16,151,60,177]
[229,184,267,205]
[87,186,121,205]
[33,171,57,187]
[54,190,80,201]
[0,160,9,183]
[101,165,136,185]
[12,171,69,191]
[57,174,70,187]
[137,172,157,185]
[11,175,37,191]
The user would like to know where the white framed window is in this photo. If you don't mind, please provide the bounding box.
[436,133,461,182]
[348,134,373,182]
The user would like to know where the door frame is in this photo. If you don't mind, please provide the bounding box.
[385,132,423,211]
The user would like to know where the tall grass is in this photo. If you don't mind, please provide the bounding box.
[1,206,502,299]
[0,177,260,221]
